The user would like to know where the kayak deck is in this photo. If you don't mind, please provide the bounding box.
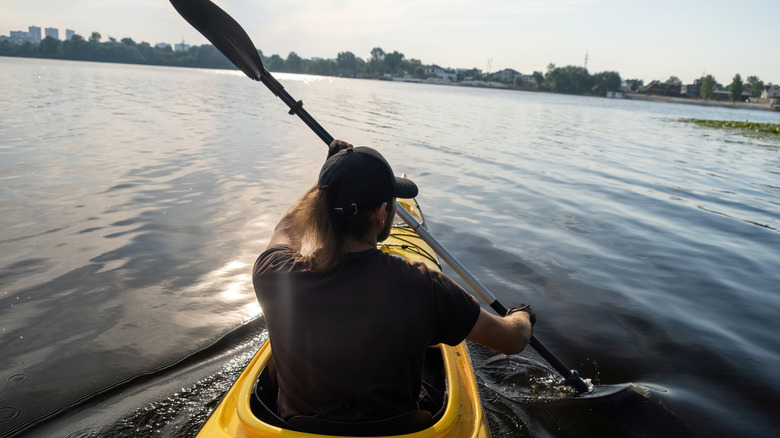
[196,197,489,438]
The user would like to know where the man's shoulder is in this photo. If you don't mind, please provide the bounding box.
[254,244,296,275]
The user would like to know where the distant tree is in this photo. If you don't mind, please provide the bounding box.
[591,71,622,95]
[384,50,404,75]
[265,54,285,71]
[18,42,36,57]
[729,73,744,102]
[285,52,302,73]
[38,36,61,57]
[61,34,87,60]
[414,65,425,78]
[532,71,544,89]
[665,75,680,84]
[0,40,19,56]
[108,37,117,43]
[542,63,556,90]
[701,75,715,100]
[195,44,232,69]
[89,32,102,43]
[402,58,422,77]
[336,51,356,72]
[306,58,336,76]
[546,65,591,94]
[121,38,136,46]
[368,47,385,77]
[747,75,764,98]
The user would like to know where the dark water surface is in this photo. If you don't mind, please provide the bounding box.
[1,57,779,437]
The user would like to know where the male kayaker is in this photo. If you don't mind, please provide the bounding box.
[253,139,533,432]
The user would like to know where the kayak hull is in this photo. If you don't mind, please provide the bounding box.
[196,197,489,438]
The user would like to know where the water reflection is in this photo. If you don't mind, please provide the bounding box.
[1,58,779,437]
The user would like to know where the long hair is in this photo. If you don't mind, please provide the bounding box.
[278,185,376,273]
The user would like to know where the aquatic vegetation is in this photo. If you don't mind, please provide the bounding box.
[680,118,780,136]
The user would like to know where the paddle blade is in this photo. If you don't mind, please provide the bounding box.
[170,0,264,80]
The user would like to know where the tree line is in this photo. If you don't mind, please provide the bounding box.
[701,73,765,102]
[1,33,621,95]
[0,33,236,69]
[2,32,770,101]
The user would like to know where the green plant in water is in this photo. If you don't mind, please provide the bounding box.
[679,119,780,136]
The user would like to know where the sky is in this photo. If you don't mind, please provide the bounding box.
[2,0,778,85]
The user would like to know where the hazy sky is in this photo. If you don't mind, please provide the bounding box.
[2,0,778,84]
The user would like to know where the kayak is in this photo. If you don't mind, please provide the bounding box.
[196,196,490,438]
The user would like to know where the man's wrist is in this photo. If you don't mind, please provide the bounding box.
[507,304,536,326]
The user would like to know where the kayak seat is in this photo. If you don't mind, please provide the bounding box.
[288,410,434,436]
[250,348,446,436]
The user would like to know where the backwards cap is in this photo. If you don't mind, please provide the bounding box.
[318,147,418,215]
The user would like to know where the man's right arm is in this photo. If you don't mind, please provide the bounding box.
[466,308,532,355]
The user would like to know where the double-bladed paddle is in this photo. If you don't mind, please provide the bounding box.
[169,0,590,394]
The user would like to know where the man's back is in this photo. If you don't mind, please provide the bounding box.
[253,245,480,422]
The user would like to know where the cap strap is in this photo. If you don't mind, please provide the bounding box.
[334,203,358,216]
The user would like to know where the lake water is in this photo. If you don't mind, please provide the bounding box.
[1,56,779,438]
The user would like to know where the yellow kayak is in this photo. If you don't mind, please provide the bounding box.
[196,197,490,438]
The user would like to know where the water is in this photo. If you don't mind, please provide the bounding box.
[1,56,779,437]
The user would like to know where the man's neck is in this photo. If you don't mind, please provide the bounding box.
[345,236,377,253]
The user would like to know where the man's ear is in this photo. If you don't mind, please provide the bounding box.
[373,202,388,226]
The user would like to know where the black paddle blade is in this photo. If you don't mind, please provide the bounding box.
[170,0,264,80]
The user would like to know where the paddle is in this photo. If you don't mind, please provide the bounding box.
[169,0,333,146]
[169,0,590,394]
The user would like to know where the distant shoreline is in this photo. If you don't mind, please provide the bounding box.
[624,93,778,112]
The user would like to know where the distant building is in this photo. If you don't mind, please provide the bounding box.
[44,27,59,40]
[762,84,780,99]
[424,65,457,81]
[28,26,42,43]
[65,29,75,40]
[682,79,702,97]
[489,68,521,81]
[9,30,29,44]
[155,42,172,50]
[174,42,191,51]
[456,68,482,81]
[622,79,644,93]
[640,80,681,96]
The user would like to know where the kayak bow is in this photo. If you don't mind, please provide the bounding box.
[196,196,489,438]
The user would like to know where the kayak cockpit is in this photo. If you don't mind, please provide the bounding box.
[250,348,446,436]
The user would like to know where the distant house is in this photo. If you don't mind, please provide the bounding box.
[640,80,681,96]
[762,84,780,99]
[488,68,521,82]
[682,79,702,97]
[456,68,482,81]
[424,65,457,81]
[622,79,644,93]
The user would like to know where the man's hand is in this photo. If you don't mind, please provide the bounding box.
[327,139,354,159]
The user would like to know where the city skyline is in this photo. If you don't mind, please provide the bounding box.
[2,0,779,85]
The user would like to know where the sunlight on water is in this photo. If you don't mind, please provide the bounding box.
[1,58,779,438]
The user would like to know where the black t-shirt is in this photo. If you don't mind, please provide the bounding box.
[253,245,481,422]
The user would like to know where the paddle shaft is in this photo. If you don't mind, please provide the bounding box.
[170,0,589,394]
[395,205,590,393]
[257,72,333,146]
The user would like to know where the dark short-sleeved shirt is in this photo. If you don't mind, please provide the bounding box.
[252,245,481,422]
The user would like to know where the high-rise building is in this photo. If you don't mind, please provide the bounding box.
[44,27,59,40]
[65,29,75,40]
[28,26,42,43]
[9,31,28,44]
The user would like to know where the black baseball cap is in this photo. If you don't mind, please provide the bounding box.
[318,147,418,215]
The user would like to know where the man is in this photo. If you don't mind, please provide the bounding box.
[253,139,533,430]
